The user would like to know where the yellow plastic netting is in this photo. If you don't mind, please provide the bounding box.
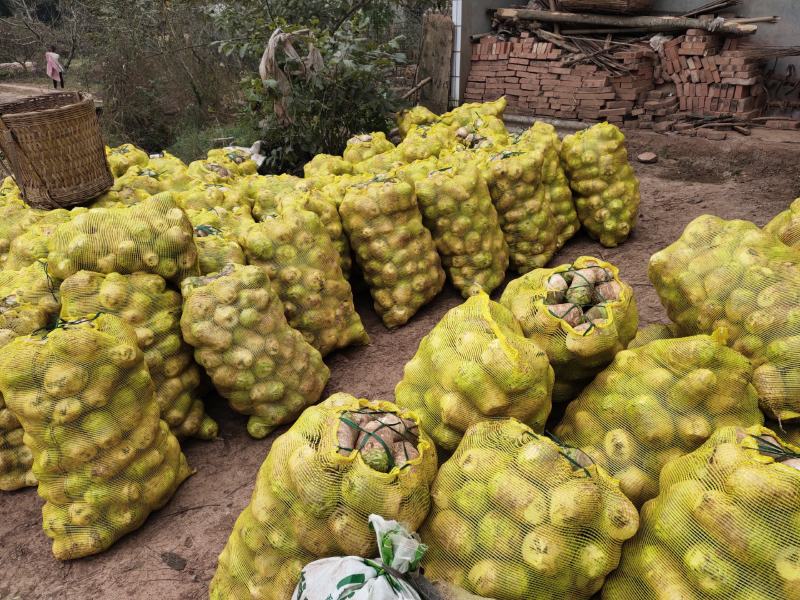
[649,215,800,422]
[764,197,800,247]
[420,418,639,600]
[561,123,640,248]
[395,294,553,451]
[303,154,353,178]
[340,178,445,328]
[186,206,253,275]
[187,159,237,185]
[395,123,457,164]
[206,148,258,177]
[414,161,509,297]
[60,271,217,440]
[180,264,329,439]
[0,313,192,559]
[397,105,439,138]
[210,393,438,600]
[342,132,395,165]
[176,183,240,212]
[627,323,679,350]
[554,334,764,507]
[5,208,87,270]
[500,257,638,398]
[105,144,149,178]
[603,425,800,600]
[242,207,368,356]
[0,203,45,269]
[47,193,199,284]
[0,176,24,207]
[440,97,507,128]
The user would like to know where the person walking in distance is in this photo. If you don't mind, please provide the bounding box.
[45,46,65,89]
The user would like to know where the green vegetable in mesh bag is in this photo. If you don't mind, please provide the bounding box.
[0,176,24,207]
[764,196,800,247]
[207,148,258,177]
[187,159,237,185]
[5,208,81,270]
[352,148,406,176]
[342,132,396,165]
[0,313,192,559]
[453,114,510,152]
[395,123,456,164]
[181,264,329,439]
[604,425,800,600]
[303,154,353,178]
[105,144,149,178]
[396,294,553,451]
[239,174,309,221]
[317,173,372,207]
[47,192,199,284]
[210,393,437,600]
[176,183,238,212]
[340,178,446,328]
[561,122,640,248]
[0,204,46,269]
[554,333,764,507]
[397,105,440,138]
[414,162,508,297]
[60,271,217,440]
[627,323,679,350]
[649,214,800,422]
[420,418,639,600]
[243,207,368,356]
[440,97,507,128]
[186,206,254,275]
[500,257,638,401]
[0,260,61,491]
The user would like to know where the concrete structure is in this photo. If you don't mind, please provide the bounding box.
[452,0,799,105]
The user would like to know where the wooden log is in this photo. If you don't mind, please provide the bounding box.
[493,8,758,35]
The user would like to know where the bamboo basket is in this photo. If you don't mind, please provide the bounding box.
[559,0,654,14]
[0,92,112,209]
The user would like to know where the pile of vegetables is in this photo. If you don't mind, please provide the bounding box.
[396,293,553,451]
[500,257,637,402]
[210,393,437,600]
[561,123,640,248]
[180,264,329,439]
[0,314,192,559]
[186,206,252,275]
[764,196,800,247]
[420,418,639,600]
[604,425,800,599]
[554,334,764,506]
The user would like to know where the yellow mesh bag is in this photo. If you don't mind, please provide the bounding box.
[342,132,396,165]
[352,148,406,176]
[242,207,368,356]
[0,176,24,207]
[340,178,446,328]
[5,208,88,270]
[0,313,192,559]
[561,123,639,248]
[47,193,199,284]
[554,334,764,507]
[395,123,456,164]
[420,418,639,600]
[500,257,638,396]
[771,421,800,446]
[187,159,238,185]
[390,156,440,188]
[105,144,149,178]
[454,115,510,153]
[90,186,152,209]
[60,271,217,440]
[649,215,800,422]
[414,162,509,297]
[239,174,308,221]
[0,204,46,268]
[176,183,240,212]
[141,152,192,192]
[186,206,253,275]
[440,97,507,128]
[209,393,438,600]
[303,153,353,178]
[317,173,372,207]
[764,197,800,247]
[206,148,258,177]
[112,164,175,196]
[603,425,800,600]
[395,294,553,451]
[628,323,679,350]
[180,264,329,438]
[397,105,440,138]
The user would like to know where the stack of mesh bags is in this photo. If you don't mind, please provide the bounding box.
[5,208,87,270]
[181,264,329,439]
[396,293,554,451]
[105,144,149,178]
[186,206,254,275]
[0,314,192,559]
[210,393,438,600]
[554,333,764,507]
[604,425,800,600]
[60,271,217,440]
[649,214,800,422]
[500,257,637,403]
[764,197,800,247]
[0,202,46,269]
[420,418,639,600]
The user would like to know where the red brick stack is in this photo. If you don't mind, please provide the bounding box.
[660,31,765,118]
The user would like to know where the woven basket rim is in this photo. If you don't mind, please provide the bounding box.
[0,92,94,121]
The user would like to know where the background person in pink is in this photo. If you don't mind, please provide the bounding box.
[45,45,65,89]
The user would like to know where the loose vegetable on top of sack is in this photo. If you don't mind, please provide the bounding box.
[0,314,192,559]
[561,122,639,248]
[47,192,199,284]
[340,178,445,329]
[500,257,638,399]
[555,334,764,507]
[181,264,329,439]
[763,197,800,247]
[60,271,218,440]
[396,294,553,451]
[210,393,438,600]
[603,425,800,600]
[420,418,639,600]
[243,206,368,356]
[414,162,509,297]
[649,215,800,422]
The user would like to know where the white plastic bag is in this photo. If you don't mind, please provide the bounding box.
[292,515,426,600]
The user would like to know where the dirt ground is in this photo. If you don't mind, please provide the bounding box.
[1,129,799,600]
